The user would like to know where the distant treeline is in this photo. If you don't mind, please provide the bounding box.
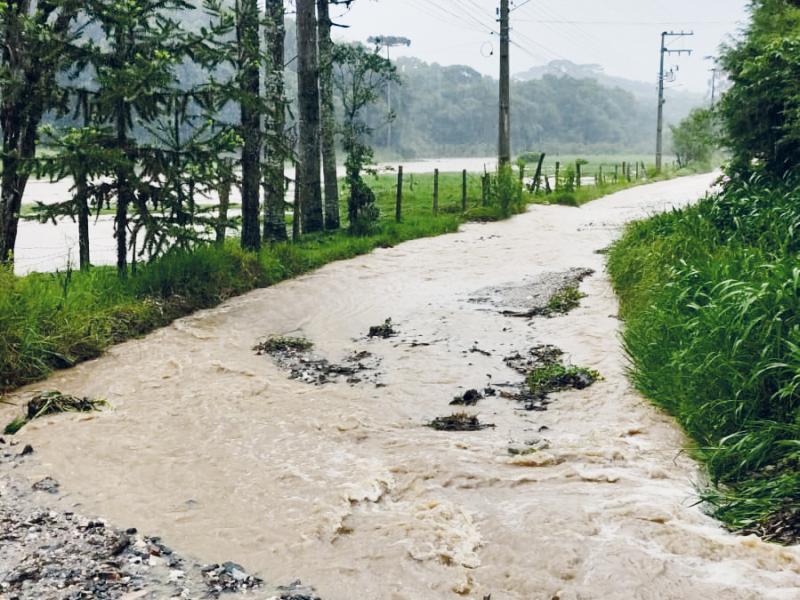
[361,57,675,158]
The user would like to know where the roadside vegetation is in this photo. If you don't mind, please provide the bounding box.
[608,0,800,540]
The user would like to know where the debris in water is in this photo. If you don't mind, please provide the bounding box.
[3,391,107,435]
[469,268,594,318]
[256,335,382,386]
[504,345,563,374]
[450,389,483,406]
[368,318,398,338]
[254,335,313,354]
[428,412,495,431]
[32,476,60,494]
[501,345,600,411]
[202,561,263,596]
[468,344,492,356]
[739,505,800,545]
[276,580,323,600]
[526,362,599,396]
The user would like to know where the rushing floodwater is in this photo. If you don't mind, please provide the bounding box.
[5,173,800,599]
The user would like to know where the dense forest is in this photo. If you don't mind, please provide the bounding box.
[362,58,659,158]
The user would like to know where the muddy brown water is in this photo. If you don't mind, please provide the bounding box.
[5,173,800,599]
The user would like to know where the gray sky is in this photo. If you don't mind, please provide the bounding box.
[325,0,751,94]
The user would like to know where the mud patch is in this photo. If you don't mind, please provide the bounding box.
[255,336,381,386]
[428,412,495,431]
[469,268,594,317]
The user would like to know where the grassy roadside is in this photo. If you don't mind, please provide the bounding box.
[607,174,800,542]
[0,166,684,393]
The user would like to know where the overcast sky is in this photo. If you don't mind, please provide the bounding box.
[323,0,751,94]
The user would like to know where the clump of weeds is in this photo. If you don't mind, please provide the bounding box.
[527,363,600,396]
[4,390,107,435]
[546,285,586,315]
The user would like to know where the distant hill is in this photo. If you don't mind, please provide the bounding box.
[514,59,705,127]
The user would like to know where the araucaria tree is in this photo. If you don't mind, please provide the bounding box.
[80,0,190,276]
[332,43,397,233]
[0,0,80,264]
[295,0,324,233]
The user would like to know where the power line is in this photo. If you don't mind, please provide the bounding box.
[513,19,738,26]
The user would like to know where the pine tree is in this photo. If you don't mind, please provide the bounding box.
[80,0,191,276]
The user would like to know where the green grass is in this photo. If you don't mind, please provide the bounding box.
[0,166,675,393]
[607,173,800,537]
[526,362,600,396]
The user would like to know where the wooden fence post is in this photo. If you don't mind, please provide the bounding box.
[292,170,301,241]
[614,164,619,183]
[599,165,604,186]
[635,161,639,180]
[395,166,403,223]
[461,169,467,212]
[519,163,525,185]
[555,161,560,191]
[481,174,488,206]
[433,168,439,215]
[533,152,546,192]
[576,161,582,188]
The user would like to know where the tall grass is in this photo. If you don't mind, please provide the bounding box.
[608,173,800,532]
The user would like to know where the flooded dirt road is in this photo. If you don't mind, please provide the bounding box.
[5,172,800,599]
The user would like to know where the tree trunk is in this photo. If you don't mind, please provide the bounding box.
[317,0,339,230]
[237,0,262,251]
[76,171,90,270]
[0,1,35,265]
[216,175,232,246]
[263,0,288,242]
[295,0,323,233]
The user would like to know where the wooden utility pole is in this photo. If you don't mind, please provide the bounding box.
[498,0,510,165]
[656,30,693,172]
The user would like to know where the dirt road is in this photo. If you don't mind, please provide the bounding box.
[5,173,800,599]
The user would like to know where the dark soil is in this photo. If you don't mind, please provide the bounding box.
[428,412,495,431]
